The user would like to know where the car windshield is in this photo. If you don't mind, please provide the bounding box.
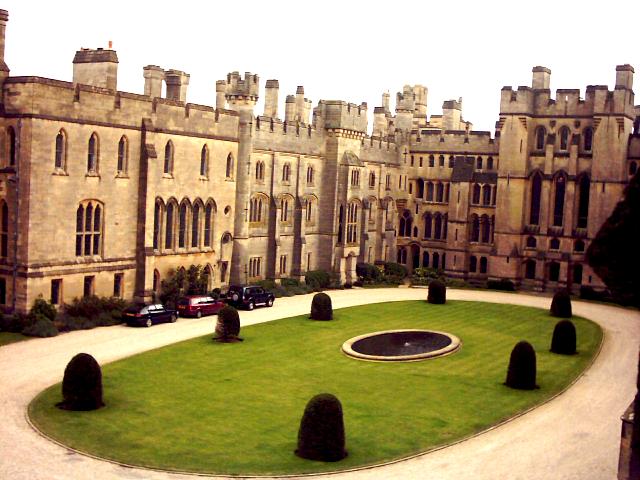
[178,299,189,306]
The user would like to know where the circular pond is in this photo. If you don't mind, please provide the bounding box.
[342,329,461,362]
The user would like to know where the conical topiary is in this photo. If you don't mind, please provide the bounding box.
[214,305,242,342]
[550,290,572,318]
[550,319,577,355]
[310,292,333,320]
[505,341,538,390]
[296,393,347,462]
[427,279,446,304]
[56,353,104,411]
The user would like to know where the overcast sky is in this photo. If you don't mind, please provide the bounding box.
[2,0,638,132]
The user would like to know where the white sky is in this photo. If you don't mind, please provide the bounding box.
[2,0,639,132]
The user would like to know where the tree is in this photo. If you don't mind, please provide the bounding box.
[586,171,640,306]
[296,393,347,462]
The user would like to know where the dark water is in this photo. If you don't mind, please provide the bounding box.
[351,331,452,357]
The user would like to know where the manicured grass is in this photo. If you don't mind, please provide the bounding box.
[0,332,29,346]
[29,301,602,475]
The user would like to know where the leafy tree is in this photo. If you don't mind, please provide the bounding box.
[586,171,640,306]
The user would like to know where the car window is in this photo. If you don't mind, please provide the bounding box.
[256,288,264,294]
[155,304,165,311]
[146,305,155,312]
[140,306,149,314]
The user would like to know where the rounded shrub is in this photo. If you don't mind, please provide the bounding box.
[305,270,331,290]
[295,393,347,462]
[22,314,58,338]
[550,319,577,355]
[427,280,446,304]
[214,305,242,342]
[310,292,333,321]
[30,297,57,321]
[57,353,104,411]
[505,341,537,390]
[550,290,572,318]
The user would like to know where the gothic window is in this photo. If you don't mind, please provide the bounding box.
[55,130,66,170]
[200,145,209,177]
[550,237,560,250]
[434,213,442,239]
[307,165,314,184]
[164,141,174,175]
[346,202,359,243]
[416,179,424,199]
[470,214,479,242]
[472,184,481,205]
[255,161,264,181]
[305,197,316,224]
[249,195,267,223]
[573,264,583,284]
[191,202,201,248]
[443,213,448,239]
[117,136,128,174]
[178,202,189,248]
[249,257,262,278]
[526,236,537,248]
[482,184,492,206]
[432,252,439,269]
[75,200,103,256]
[436,183,444,202]
[480,257,488,274]
[426,182,434,201]
[525,259,536,279]
[337,205,344,243]
[476,156,483,169]
[535,126,546,151]
[583,127,593,152]
[428,155,435,167]
[282,163,291,183]
[204,202,214,247]
[87,133,99,173]
[280,197,293,222]
[399,210,412,237]
[424,212,432,238]
[351,169,360,186]
[385,174,391,189]
[529,172,542,225]
[165,201,175,249]
[553,174,566,226]
[559,126,570,151]
[422,251,429,267]
[226,153,234,179]
[492,185,497,205]
[487,157,494,170]
[448,156,455,168]
[0,201,7,258]
[574,239,585,252]
[481,214,491,243]
[369,171,376,187]
[470,256,477,273]
[548,262,560,282]
[153,199,163,250]
[7,127,16,166]
[439,155,445,167]
[397,247,407,264]
[630,162,638,176]
[576,174,590,228]
[445,183,450,202]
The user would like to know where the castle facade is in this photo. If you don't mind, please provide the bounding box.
[0,9,638,312]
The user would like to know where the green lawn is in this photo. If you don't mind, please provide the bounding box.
[29,300,602,475]
[0,332,29,346]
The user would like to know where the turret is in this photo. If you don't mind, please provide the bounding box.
[532,66,551,90]
[0,9,9,82]
[413,85,428,120]
[225,71,259,119]
[164,69,190,103]
[395,85,414,131]
[216,80,227,109]
[264,79,279,117]
[143,65,163,98]
[73,47,119,90]
[442,98,462,130]
[616,64,634,90]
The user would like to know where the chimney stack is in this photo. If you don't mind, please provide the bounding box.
[165,69,190,103]
[143,65,163,98]
[216,80,227,109]
[73,47,119,90]
[532,66,551,90]
[264,79,279,118]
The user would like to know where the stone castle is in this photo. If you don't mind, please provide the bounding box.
[0,9,638,312]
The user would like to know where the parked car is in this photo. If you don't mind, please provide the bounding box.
[225,285,275,310]
[123,303,177,327]
[177,295,225,318]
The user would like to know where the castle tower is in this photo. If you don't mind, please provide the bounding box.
[532,66,551,90]
[73,47,119,90]
[395,85,414,132]
[0,9,9,85]
[264,79,279,117]
[225,71,259,284]
[442,98,462,130]
[164,69,190,102]
[143,65,163,98]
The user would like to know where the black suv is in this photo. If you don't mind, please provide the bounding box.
[225,285,275,310]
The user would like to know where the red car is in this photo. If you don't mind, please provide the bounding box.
[177,295,225,318]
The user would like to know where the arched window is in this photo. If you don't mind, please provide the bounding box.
[200,145,209,177]
[553,173,566,226]
[428,155,435,167]
[191,202,201,248]
[550,237,560,250]
[482,184,492,206]
[548,262,560,282]
[165,202,175,249]
[630,162,638,176]
[573,264,583,284]
[87,133,99,173]
[472,184,481,205]
[416,179,424,199]
[574,240,585,252]
[164,141,173,175]
[338,205,344,243]
[280,197,293,222]
[443,213,448,239]
[0,201,8,258]
[436,183,444,202]
[434,213,442,239]
[583,127,593,152]
[535,126,546,151]
[481,214,491,243]
[369,171,376,187]
[7,127,16,166]
[153,199,163,250]
[249,195,266,223]
[422,251,429,267]
[55,130,66,170]
[399,210,412,237]
[526,236,537,248]
[117,136,128,174]
[487,157,494,170]
[75,201,103,256]
[305,197,316,224]
[255,161,265,181]
[525,259,536,279]
[178,202,189,248]
[226,153,234,179]
[577,174,590,228]
[351,169,360,186]
[307,165,314,184]
[432,252,440,269]
[448,156,455,168]
[529,172,542,225]
[442,155,448,167]
[480,257,488,274]
[424,212,432,238]
[347,202,359,243]
[476,156,483,169]
[426,182,434,201]
[153,269,161,295]
[204,202,214,247]
[470,214,479,242]
[282,163,291,182]
[445,183,450,202]
[469,256,477,273]
[397,247,407,264]
[559,126,570,151]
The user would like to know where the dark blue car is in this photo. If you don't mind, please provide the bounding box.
[123,303,178,327]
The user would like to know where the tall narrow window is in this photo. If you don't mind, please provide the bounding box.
[476,157,483,169]
[583,127,593,152]
[204,203,213,247]
[487,157,494,170]
[347,202,359,243]
[535,126,546,151]
[55,130,66,170]
[0,202,7,258]
[436,183,444,202]
[51,279,62,305]
[117,136,127,174]
[153,201,162,250]
[424,212,432,238]
[87,133,98,173]
[426,182,434,201]
[482,185,492,206]
[0,278,5,304]
[472,184,481,204]
[93,205,101,254]
[525,260,536,279]
[83,276,95,297]
[192,203,200,248]
[76,205,84,256]
[480,257,488,274]
[369,172,376,187]
[75,201,103,257]
[282,163,291,182]
[337,205,344,243]
[7,127,16,166]
[165,202,174,249]
[429,155,435,167]
[553,174,566,226]
[200,145,209,177]
[164,141,173,175]
[470,214,480,242]
[439,155,444,167]
[113,273,123,297]
[178,202,188,248]
[577,175,590,228]
[433,252,439,269]
[307,165,314,184]
[529,172,542,225]
[226,154,234,179]
[469,256,477,273]
[559,127,570,151]
[434,213,442,239]
[481,214,491,243]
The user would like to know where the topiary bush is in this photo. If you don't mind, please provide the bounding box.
[550,319,577,355]
[505,341,538,390]
[310,292,333,320]
[355,263,381,283]
[295,393,347,462]
[427,279,446,304]
[22,314,58,338]
[30,296,57,321]
[214,305,242,342]
[56,353,104,411]
[305,270,331,290]
[383,262,408,279]
[550,290,572,318]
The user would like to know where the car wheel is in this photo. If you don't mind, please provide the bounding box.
[145,318,152,328]
[231,293,240,302]
[267,298,274,307]
[196,310,202,319]
[247,301,254,311]
[170,314,177,323]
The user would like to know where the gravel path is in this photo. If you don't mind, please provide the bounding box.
[1,289,638,480]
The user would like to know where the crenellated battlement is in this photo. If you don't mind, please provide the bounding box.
[410,129,497,154]
[225,71,259,102]
[314,100,368,133]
